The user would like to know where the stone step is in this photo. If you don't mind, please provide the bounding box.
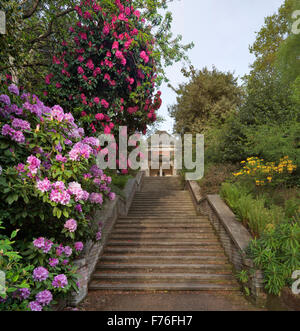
[114,224,212,230]
[127,208,195,211]
[92,273,236,284]
[118,216,207,220]
[112,229,215,234]
[116,218,210,224]
[101,255,228,264]
[89,282,240,291]
[109,233,217,240]
[96,263,233,273]
[126,216,199,219]
[104,247,224,255]
[107,240,220,247]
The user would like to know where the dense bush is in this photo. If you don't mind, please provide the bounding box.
[220,182,285,237]
[0,82,115,243]
[44,0,162,136]
[0,221,83,311]
[247,219,300,295]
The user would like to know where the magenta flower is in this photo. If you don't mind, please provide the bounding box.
[8,84,20,96]
[12,131,25,143]
[36,178,52,193]
[52,274,68,288]
[89,193,103,205]
[18,288,30,300]
[64,219,77,232]
[33,267,49,282]
[2,124,15,137]
[74,242,84,252]
[29,301,43,311]
[51,105,64,122]
[12,118,31,131]
[49,258,59,267]
[109,192,116,201]
[64,246,72,257]
[27,155,41,175]
[36,290,53,306]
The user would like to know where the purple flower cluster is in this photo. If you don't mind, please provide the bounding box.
[56,154,68,163]
[33,267,49,282]
[28,301,43,311]
[64,246,72,257]
[8,84,19,96]
[18,288,31,300]
[69,142,92,161]
[36,290,53,306]
[1,123,25,143]
[33,237,53,253]
[27,155,41,175]
[0,94,11,106]
[12,118,31,131]
[52,274,68,288]
[74,241,84,252]
[50,189,70,205]
[49,258,59,267]
[64,219,77,232]
[89,192,103,205]
[82,137,100,147]
[50,105,64,122]
[36,178,52,192]
[68,181,89,202]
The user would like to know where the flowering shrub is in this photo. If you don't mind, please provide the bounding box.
[233,156,297,187]
[0,224,83,311]
[0,221,32,311]
[44,0,162,136]
[0,83,114,243]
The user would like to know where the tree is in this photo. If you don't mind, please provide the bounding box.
[0,0,78,91]
[44,0,163,136]
[169,66,242,134]
[0,0,193,93]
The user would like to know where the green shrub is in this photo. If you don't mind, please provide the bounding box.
[220,183,285,237]
[247,219,300,295]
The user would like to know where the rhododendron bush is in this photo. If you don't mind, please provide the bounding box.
[0,221,83,311]
[0,83,114,243]
[44,0,162,136]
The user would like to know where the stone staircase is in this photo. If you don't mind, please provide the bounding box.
[89,176,240,291]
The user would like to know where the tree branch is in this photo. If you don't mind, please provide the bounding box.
[0,62,48,72]
[23,0,41,19]
[29,7,75,44]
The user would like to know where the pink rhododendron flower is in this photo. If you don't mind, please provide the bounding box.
[36,178,52,192]
[75,242,84,252]
[52,274,68,288]
[101,99,109,108]
[64,219,77,232]
[50,105,65,122]
[27,155,41,174]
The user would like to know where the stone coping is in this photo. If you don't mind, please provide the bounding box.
[186,180,252,252]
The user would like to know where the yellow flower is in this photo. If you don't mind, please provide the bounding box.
[267,176,272,182]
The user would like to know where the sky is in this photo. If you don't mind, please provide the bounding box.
[157,0,285,133]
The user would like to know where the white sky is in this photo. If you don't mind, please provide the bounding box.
[157,0,285,133]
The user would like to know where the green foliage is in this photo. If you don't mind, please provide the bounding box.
[0,84,111,244]
[0,0,193,93]
[248,219,300,295]
[0,221,33,310]
[169,66,242,134]
[220,182,285,237]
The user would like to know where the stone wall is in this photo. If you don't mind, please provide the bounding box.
[68,171,145,306]
[186,180,266,303]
